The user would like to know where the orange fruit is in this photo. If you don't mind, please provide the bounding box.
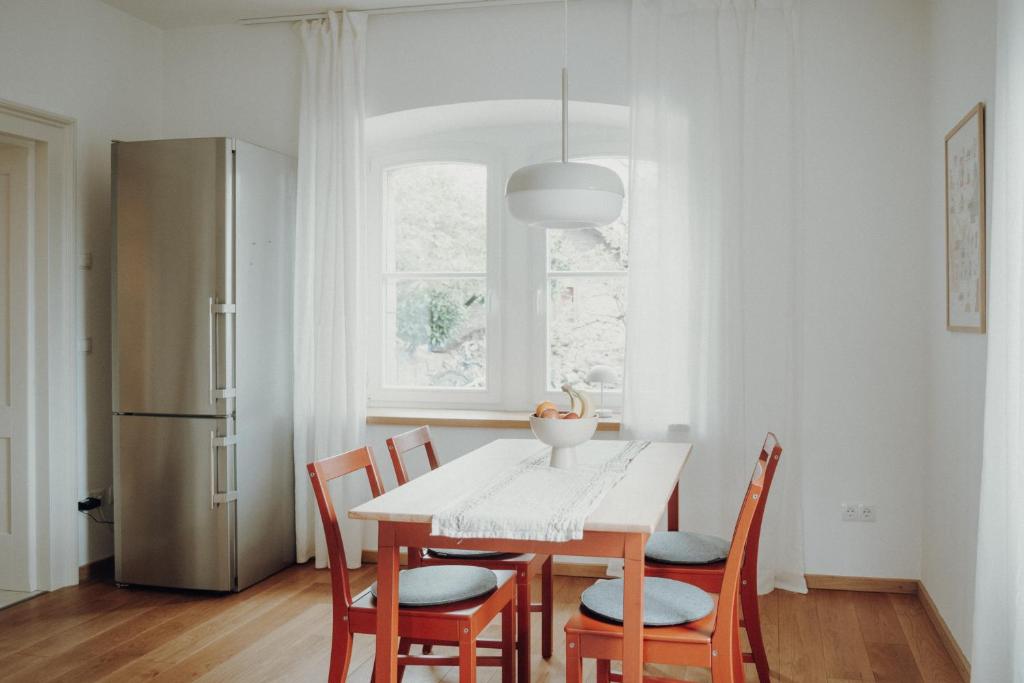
[535,401,557,417]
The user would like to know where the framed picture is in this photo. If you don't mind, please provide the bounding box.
[945,102,986,333]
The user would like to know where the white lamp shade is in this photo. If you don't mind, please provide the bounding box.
[586,365,618,385]
[506,161,625,229]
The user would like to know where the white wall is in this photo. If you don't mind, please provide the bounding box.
[160,22,300,156]
[156,0,939,581]
[798,0,931,579]
[364,0,630,116]
[159,0,630,159]
[921,0,997,659]
[0,0,164,565]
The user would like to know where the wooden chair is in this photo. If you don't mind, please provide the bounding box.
[563,442,772,682]
[645,433,782,683]
[387,426,555,682]
[307,445,517,683]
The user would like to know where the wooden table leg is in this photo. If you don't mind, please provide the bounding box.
[621,533,646,683]
[516,569,531,683]
[541,555,553,659]
[376,522,400,683]
[667,483,680,532]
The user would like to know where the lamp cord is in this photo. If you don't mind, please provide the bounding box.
[563,0,568,69]
[561,0,569,163]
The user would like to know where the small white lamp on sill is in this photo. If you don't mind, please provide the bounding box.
[505,0,625,229]
[586,365,617,418]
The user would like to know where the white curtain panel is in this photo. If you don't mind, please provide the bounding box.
[294,10,369,570]
[971,0,1024,678]
[624,0,806,593]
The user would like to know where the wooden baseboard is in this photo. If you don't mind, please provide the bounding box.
[804,573,918,594]
[78,556,113,582]
[917,580,970,682]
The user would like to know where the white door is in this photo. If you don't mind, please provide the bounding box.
[0,141,32,591]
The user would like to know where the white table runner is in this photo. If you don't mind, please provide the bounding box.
[431,440,652,542]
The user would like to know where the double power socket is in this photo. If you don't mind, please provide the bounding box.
[841,502,876,523]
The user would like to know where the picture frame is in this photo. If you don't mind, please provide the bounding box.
[945,102,986,333]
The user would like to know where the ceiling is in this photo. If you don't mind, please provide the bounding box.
[99,0,509,29]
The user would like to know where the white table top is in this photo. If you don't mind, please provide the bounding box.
[350,438,692,535]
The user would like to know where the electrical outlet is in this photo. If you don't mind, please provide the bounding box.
[841,503,859,521]
[842,502,877,522]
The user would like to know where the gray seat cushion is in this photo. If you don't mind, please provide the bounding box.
[370,565,498,607]
[580,577,715,627]
[645,531,731,565]
[426,548,515,560]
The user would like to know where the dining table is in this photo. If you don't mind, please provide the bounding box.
[348,437,692,683]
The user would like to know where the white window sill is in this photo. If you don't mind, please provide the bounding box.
[366,407,621,432]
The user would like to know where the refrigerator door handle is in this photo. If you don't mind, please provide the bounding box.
[208,298,238,403]
[210,431,240,509]
[208,298,215,404]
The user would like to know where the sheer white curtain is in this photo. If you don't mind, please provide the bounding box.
[971,0,1024,678]
[624,0,806,593]
[293,10,369,570]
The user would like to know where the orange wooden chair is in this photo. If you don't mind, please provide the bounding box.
[563,441,772,682]
[307,445,517,683]
[644,433,782,683]
[387,426,555,682]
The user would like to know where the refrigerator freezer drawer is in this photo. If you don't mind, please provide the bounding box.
[114,414,235,591]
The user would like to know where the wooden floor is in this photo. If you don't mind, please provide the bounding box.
[0,563,963,682]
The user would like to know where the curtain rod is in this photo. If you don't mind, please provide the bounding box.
[238,0,559,24]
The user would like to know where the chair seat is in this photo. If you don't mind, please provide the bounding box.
[349,569,517,641]
[369,565,499,607]
[427,548,518,560]
[580,577,715,627]
[645,531,731,565]
[566,589,718,645]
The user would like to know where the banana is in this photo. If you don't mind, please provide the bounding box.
[561,383,582,415]
[560,384,594,416]
[578,390,593,418]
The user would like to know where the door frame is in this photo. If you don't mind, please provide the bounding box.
[0,99,79,591]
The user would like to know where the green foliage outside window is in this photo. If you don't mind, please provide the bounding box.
[396,285,484,352]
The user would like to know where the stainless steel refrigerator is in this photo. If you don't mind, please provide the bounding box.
[112,138,296,592]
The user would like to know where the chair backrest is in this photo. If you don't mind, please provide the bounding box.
[712,433,783,643]
[386,426,440,486]
[746,433,783,576]
[306,446,386,608]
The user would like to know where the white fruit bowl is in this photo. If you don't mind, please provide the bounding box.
[530,416,598,469]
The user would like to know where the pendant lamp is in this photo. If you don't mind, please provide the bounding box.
[505,0,625,229]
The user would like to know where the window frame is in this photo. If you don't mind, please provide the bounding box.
[365,123,629,411]
[366,146,505,408]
